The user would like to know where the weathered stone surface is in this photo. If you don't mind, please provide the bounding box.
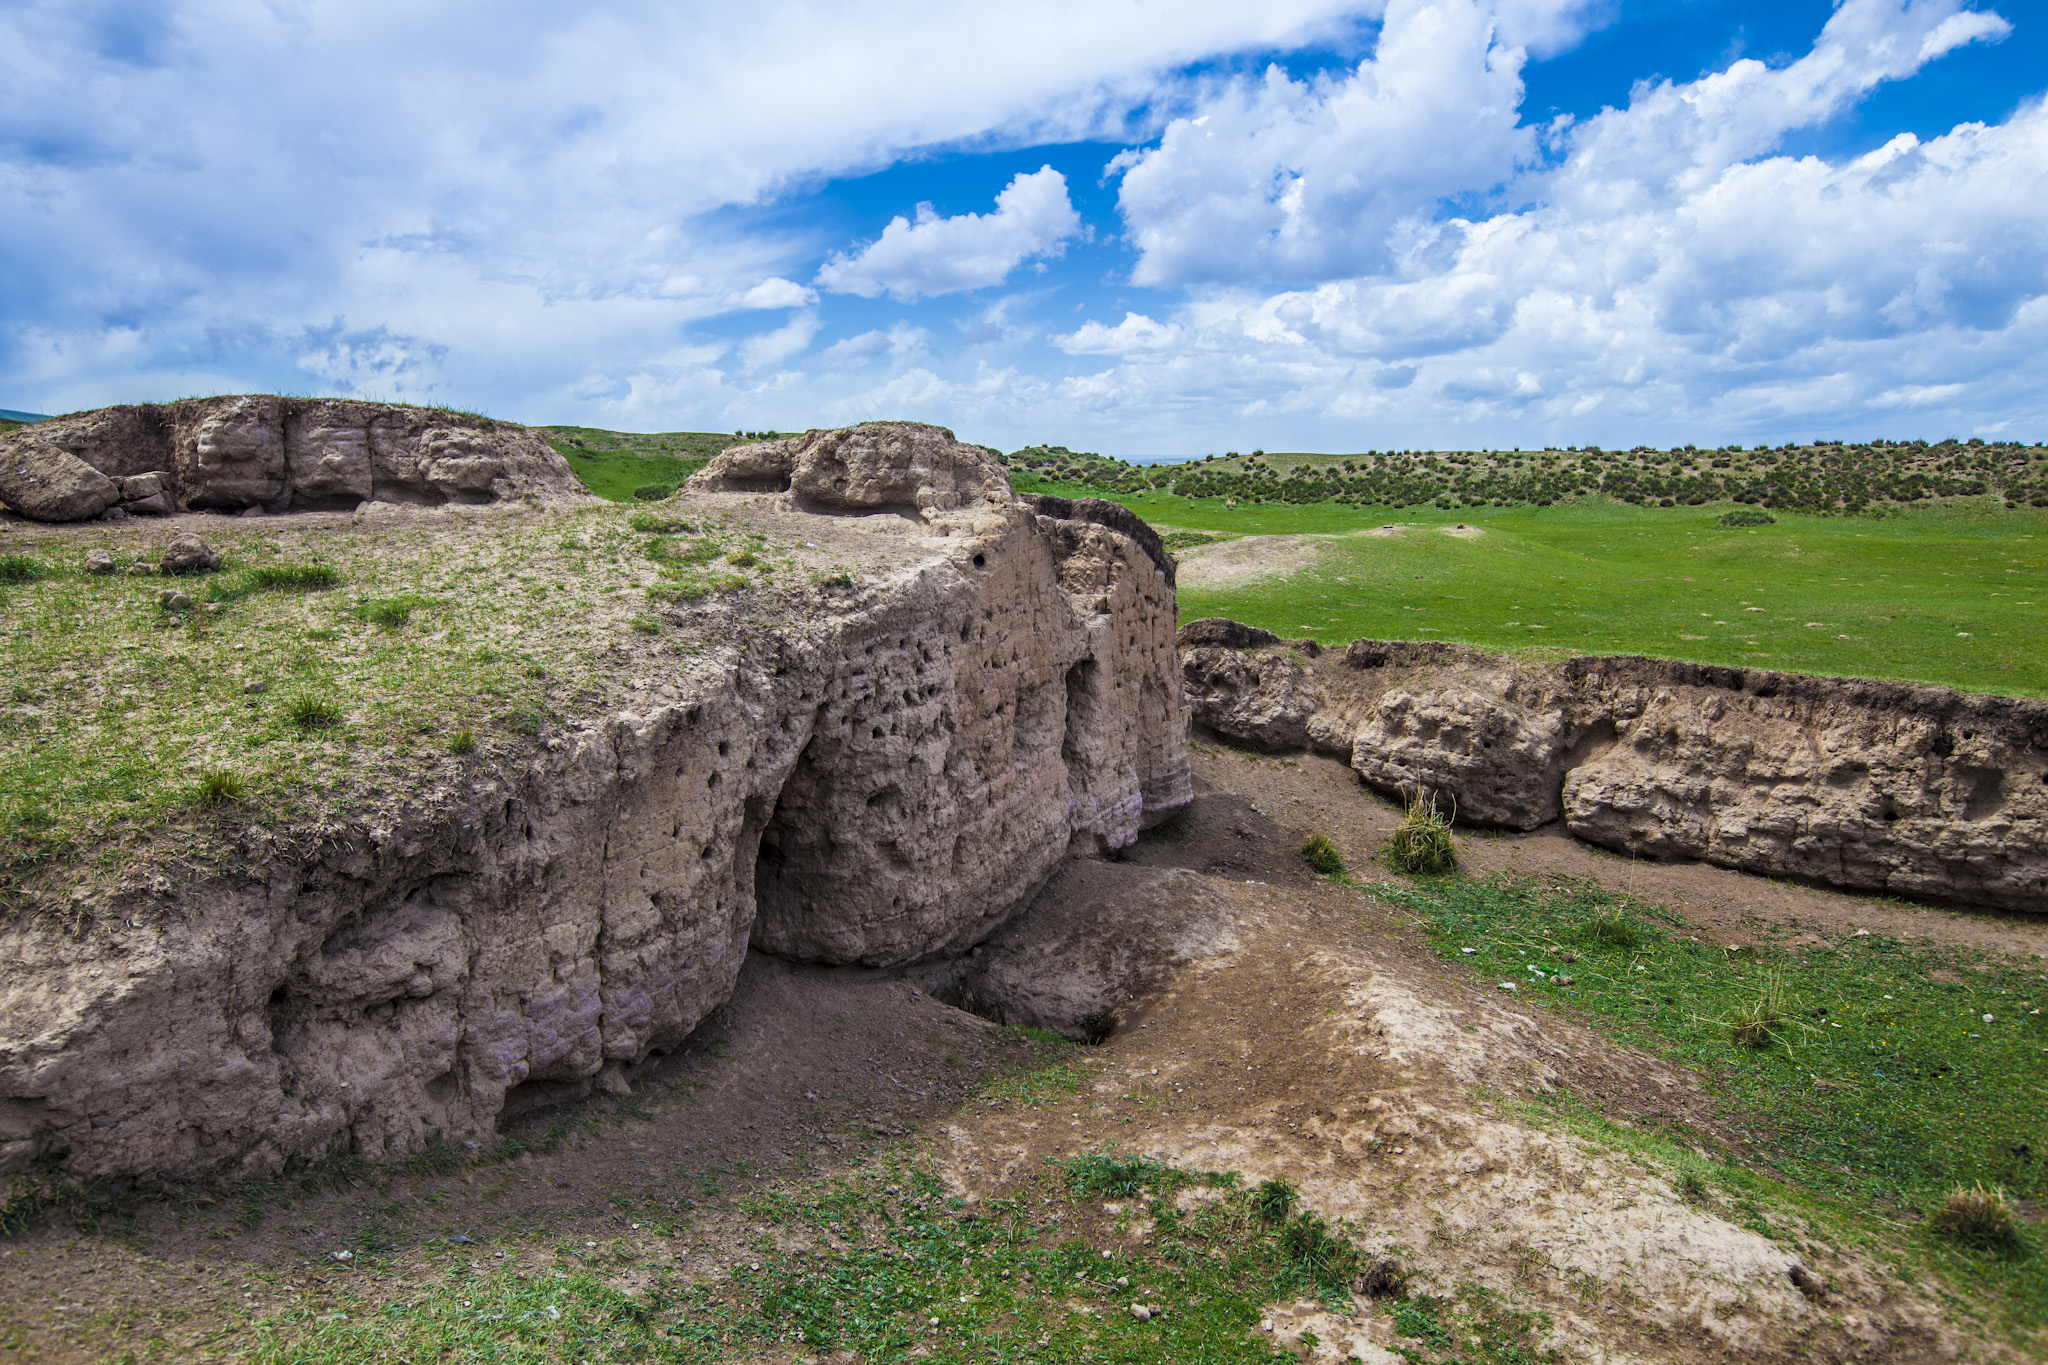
[286,417,372,505]
[688,421,1008,514]
[1181,644,1325,753]
[160,533,222,575]
[0,426,1190,1180]
[179,396,288,507]
[83,548,116,574]
[1181,628,2048,912]
[119,471,174,516]
[0,442,119,522]
[0,396,583,520]
[1351,674,1583,827]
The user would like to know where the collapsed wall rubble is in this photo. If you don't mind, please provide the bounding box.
[1180,621,2048,913]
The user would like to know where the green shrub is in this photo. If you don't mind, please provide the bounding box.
[0,554,48,584]
[1300,832,1344,875]
[503,706,546,736]
[353,596,430,630]
[248,563,339,591]
[1719,507,1776,526]
[1385,792,1457,875]
[194,770,246,806]
[1581,913,1643,951]
[629,614,663,635]
[287,695,344,731]
[1062,1152,1177,1200]
[1279,1212,1360,1286]
[1929,1184,2026,1253]
[631,483,677,501]
[627,512,695,534]
[1251,1177,1297,1224]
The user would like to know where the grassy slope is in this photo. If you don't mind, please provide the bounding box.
[540,428,782,502]
[1032,482,2048,699]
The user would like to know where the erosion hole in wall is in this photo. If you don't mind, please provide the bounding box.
[1960,766,2005,821]
[497,1077,592,1128]
[1061,658,1100,769]
[1554,718,1619,809]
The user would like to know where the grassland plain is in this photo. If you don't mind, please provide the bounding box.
[539,428,787,502]
[0,501,825,911]
[1009,476,2048,700]
[534,429,2048,696]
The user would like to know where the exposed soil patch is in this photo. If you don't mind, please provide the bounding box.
[1174,534,1331,589]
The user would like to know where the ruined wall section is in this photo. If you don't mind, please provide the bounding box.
[0,396,581,522]
[0,424,1190,1180]
[1179,622,2047,913]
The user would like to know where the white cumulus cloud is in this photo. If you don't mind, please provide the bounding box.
[1055,312,1188,354]
[815,167,1082,300]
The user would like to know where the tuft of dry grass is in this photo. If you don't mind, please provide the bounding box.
[1726,972,1792,1050]
[1930,1184,2026,1254]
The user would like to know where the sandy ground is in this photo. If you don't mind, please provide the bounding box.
[1174,535,1333,589]
[3,745,2038,1363]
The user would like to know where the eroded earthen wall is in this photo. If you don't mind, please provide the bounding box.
[1180,625,2047,913]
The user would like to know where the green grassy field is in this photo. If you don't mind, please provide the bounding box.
[540,428,786,502]
[1025,481,2048,699]
[541,426,2048,697]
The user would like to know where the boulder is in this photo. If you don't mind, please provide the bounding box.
[688,421,1010,515]
[83,548,117,575]
[0,442,120,522]
[160,533,222,575]
[119,471,174,516]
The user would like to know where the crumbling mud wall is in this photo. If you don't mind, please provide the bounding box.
[0,396,581,522]
[0,424,1189,1181]
[1180,621,2048,913]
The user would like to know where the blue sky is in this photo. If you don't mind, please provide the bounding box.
[2,0,2043,454]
